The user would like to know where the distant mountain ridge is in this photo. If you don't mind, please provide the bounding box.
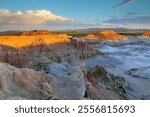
[1,28,150,36]
[20,30,52,36]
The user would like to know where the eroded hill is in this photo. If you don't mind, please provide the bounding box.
[0,33,72,48]
[141,32,150,38]
[82,30,127,42]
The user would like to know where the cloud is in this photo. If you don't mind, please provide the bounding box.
[104,16,150,24]
[123,12,141,17]
[113,0,133,8]
[0,9,71,25]
[103,16,150,28]
[0,9,104,30]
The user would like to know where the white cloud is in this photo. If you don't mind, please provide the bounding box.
[0,9,71,25]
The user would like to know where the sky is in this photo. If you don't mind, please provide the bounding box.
[0,0,150,31]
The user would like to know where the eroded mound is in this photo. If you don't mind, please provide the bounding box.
[141,32,150,38]
[83,34,98,40]
[82,30,126,42]
[97,30,126,41]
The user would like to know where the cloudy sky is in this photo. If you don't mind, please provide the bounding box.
[0,0,150,31]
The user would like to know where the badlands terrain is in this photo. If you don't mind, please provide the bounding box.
[0,29,150,100]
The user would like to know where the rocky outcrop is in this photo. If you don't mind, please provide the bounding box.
[0,61,128,100]
[97,30,126,42]
[0,62,56,100]
[82,30,127,42]
[46,61,127,100]
[0,34,71,48]
[0,31,72,67]
[0,38,100,68]
[141,32,150,38]
[84,65,128,100]
[0,45,28,68]
[82,34,99,40]
[50,64,86,100]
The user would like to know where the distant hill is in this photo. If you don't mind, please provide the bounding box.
[0,30,22,36]
[56,28,150,37]
[97,30,126,41]
[20,30,53,36]
[82,34,98,40]
[141,32,150,38]
[82,30,127,42]
[1,28,150,36]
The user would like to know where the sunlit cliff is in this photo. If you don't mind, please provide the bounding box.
[0,30,72,48]
[141,32,150,38]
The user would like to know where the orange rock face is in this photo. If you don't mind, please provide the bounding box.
[83,34,98,40]
[141,32,150,38]
[0,34,72,48]
[83,30,126,42]
[97,30,126,42]
[0,31,72,67]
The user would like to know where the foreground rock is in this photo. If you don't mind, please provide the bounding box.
[48,61,128,100]
[0,61,127,100]
[84,65,128,100]
[51,64,86,100]
[82,34,99,40]
[0,62,55,100]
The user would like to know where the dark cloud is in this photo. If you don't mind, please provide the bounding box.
[94,19,101,22]
[113,0,133,8]
[123,12,142,17]
[104,16,150,25]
